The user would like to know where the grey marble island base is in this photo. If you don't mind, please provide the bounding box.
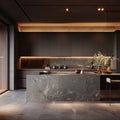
[26,74,100,102]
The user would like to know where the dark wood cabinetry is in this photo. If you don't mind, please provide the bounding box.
[100,74,120,100]
[16,69,41,88]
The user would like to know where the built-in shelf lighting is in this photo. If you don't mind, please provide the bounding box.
[19,56,94,59]
[18,56,111,69]
[18,56,94,69]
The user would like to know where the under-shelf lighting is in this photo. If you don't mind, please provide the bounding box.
[18,56,111,69]
[18,56,94,69]
[19,56,94,59]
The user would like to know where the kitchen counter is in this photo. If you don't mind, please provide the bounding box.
[26,73,100,102]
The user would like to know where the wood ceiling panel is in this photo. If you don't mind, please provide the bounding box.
[18,22,120,32]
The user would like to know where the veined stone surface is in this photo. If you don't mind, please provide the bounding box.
[26,74,100,102]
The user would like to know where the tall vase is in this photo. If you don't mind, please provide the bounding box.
[96,66,103,74]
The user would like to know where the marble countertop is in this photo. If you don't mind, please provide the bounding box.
[18,68,120,76]
[45,71,120,76]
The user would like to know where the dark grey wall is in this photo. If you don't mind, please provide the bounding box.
[17,32,115,57]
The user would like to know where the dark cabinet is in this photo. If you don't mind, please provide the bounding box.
[16,69,40,88]
[100,74,120,100]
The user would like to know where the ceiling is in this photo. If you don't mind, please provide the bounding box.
[1,0,120,23]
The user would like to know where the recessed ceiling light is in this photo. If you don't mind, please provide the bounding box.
[98,8,101,11]
[101,8,104,11]
[98,7,104,12]
[65,8,69,12]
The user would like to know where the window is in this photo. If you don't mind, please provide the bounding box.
[0,22,8,94]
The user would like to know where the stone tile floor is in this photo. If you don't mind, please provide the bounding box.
[0,90,120,120]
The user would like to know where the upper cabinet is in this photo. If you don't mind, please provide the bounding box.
[17,32,115,57]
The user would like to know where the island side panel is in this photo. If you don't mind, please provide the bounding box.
[26,74,100,102]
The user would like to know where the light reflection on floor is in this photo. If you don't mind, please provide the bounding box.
[0,89,7,94]
[0,90,120,120]
[0,104,22,114]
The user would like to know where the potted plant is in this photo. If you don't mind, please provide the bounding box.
[92,51,112,73]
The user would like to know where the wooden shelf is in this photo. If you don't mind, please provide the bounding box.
[101,90,120,100]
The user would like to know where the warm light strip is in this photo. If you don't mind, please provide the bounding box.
[18,22,120,32]
[20,56,94,59]
[111,80,120,83]
[19,56,94,69]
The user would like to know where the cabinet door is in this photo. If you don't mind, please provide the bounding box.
[100,75,120,100]
[31,37,52,56]
[51,33,72,56]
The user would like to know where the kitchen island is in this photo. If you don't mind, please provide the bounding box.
[26,72,100,102]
